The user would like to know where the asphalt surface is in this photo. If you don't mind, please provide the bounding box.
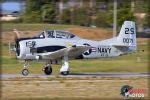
[0,72,150,78]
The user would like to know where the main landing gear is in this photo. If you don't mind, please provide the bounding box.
[60,55,69,75]
[43,55,70,76]
[43,64,52,75]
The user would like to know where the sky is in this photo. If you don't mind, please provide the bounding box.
[1,1,21,11]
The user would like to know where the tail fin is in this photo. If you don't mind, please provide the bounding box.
[116,21,137,51]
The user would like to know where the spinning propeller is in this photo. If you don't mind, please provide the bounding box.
[8,29,21,58]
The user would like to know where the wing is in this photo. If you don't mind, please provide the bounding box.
[40,45,91,59]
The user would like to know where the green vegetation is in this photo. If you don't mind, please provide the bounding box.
[1,43,149,74]
[60,9,71,24]
[22,0,57,23]
[19,0,139,28]
[2,23,77,31]
[117,8,135,29]
[95,11,112,27]
[71,7,93,26]
[2,0,149,28]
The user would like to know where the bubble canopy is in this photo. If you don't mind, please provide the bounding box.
[35,30,79,39]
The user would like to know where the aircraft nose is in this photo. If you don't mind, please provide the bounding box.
[15,40,20,56]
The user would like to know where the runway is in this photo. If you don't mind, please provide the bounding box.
[0,72,149,78]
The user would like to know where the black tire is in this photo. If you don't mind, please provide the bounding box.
[44,66,52,75]
[22,69,29,76]
[61,71,69,76]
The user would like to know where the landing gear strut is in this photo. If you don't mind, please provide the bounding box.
[22,61,29,76]
[43,64,52,75]
[60,55,69,75]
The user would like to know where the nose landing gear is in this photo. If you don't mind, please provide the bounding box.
[22,61,29,76]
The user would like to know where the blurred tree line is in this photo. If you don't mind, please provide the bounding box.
[22,0,57,23]
[21,0,149,28]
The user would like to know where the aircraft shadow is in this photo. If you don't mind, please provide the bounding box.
[69,72,119,76]
[68,72,150,77]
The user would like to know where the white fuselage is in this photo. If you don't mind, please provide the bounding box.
[17,37,123,60]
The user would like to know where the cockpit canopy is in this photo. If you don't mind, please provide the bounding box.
[35,30,79,39]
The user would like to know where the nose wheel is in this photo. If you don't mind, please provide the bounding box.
[22,69,29,76]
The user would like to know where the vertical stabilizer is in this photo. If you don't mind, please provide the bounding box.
[117,21,136,46]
